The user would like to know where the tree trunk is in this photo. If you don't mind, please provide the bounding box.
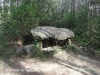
[71,0,75,17]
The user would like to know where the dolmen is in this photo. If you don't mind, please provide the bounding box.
[16,26,75,54]
[31,26,75,48]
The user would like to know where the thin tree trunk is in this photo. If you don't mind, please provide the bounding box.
[71,0,75,18]
[16,0,20,7]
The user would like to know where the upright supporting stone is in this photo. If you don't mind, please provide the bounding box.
[39,41,42,50]
[68,39,71,46]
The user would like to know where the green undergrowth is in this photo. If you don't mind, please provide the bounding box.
[0,45,16,60]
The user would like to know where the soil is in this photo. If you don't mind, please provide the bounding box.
[0,48,100,75]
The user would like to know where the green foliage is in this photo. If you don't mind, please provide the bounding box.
[15,40,56,59]
[28,41,56,58]
[3,0,39,41]
[76,7,89,25]
[59,12,76,28]
[72,2,100,50]
[37,0,57,26]
[86,18,100,48]
[1,0,100,56]
[0,45,16,59]
[90,0,100,5]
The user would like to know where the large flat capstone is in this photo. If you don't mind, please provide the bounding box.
[30,26,75,40]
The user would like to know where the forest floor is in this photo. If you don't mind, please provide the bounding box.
[0,46,100,75]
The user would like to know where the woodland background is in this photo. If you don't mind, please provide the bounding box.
[0,0,100,54]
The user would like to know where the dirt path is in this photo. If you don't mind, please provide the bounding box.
[0,50,100,75]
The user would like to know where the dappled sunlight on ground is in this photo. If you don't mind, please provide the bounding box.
[0,49,100,75]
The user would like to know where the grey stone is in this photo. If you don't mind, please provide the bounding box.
[16,44,35,54]
[16,46,24,53]
[23,44,34,53]
[31,26,75,40]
